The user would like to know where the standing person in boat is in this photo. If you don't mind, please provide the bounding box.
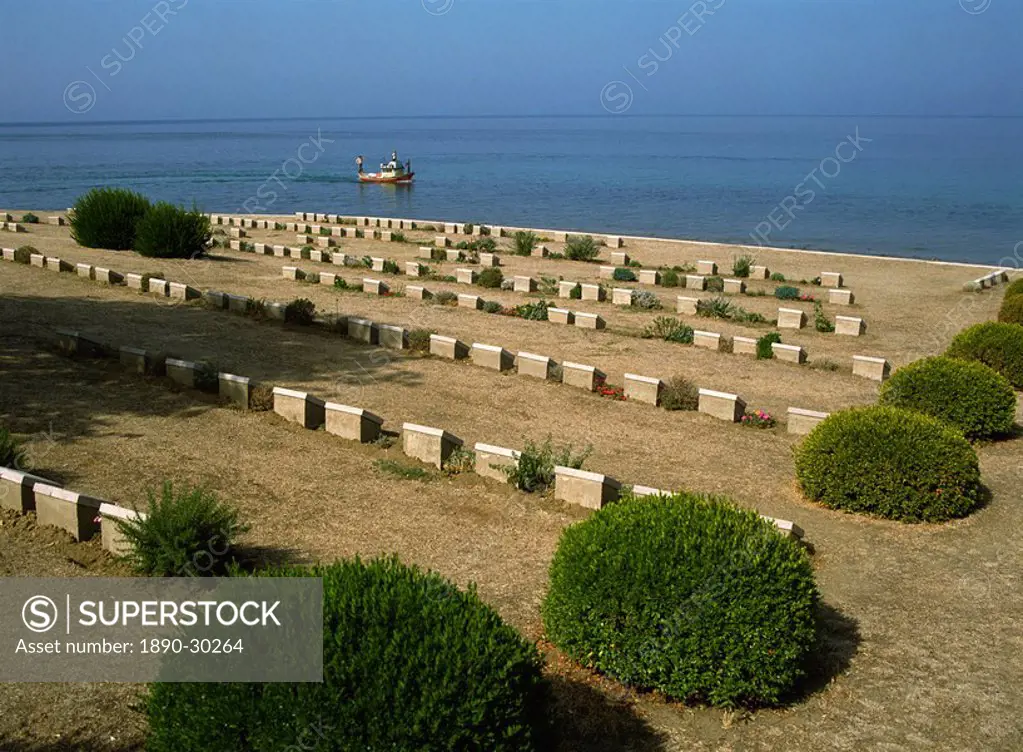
[355,155,364,174]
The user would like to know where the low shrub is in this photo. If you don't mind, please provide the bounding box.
[375,459,433,481]
[770,272,786,282]
[482,300,503,314]
[774,285,800,300]
[382,259,400,275]
[469,236,497,254]
[513,231,537,256]
[732,307,767,324]
[732,254,755,278]
[505,436,590,493]
[808,358,839,371]
[879,356,1016,439]
[13,245,35,264]
[430,247,447,262]
[661,269,680,287]
[193,362,219,393]
[134,202,212,259]
[478,267,504,288]
[812,302,834,333]
[543,493,818,707]
[631,290,662,310]
[538,276,559,295]
[21,212,39,224]
[140,271,166,290]
[740,409,776,429]
[597,383,626,400]
[794,406,981,522]
[756,332,782,359]
[696,296,733,319]
[0,427,26,467]
[945,321,1023,388]
[516,299,549,321]
[643,316,694,344]
[115,481,247,576]
[997,294,1023,325]
[248,384,274,411]
[433,291,458,306]
[407,328,433,352]
[443,447,476,475]
[705,276,724,293]
[660,374,699,411]
[146,557,552,751]
[568,284,582,299]
[564,235,600,262]
[284,298,316,325]
[613,267,636,282]
[333,277,353,291]
[70,187,152,250]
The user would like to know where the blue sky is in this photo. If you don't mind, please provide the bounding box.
[3,0,1020,122]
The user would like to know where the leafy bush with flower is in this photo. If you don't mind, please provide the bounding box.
[740,409,776,429]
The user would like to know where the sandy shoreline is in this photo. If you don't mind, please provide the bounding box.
[6,208,1018,271]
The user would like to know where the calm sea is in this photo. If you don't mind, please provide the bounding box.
[0,116,1020,265]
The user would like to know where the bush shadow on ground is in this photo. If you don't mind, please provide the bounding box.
[784,600,861,705]
[548,674,669,752]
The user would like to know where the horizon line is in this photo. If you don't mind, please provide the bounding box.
[2,113,1022,128]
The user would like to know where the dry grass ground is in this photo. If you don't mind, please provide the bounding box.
[1,215,1021,750]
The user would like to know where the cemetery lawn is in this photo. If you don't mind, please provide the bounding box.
[0,217,1021,749]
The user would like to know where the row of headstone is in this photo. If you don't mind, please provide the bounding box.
[963,269,1011,291]
[0,465,144,556]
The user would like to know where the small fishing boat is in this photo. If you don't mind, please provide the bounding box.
[356,152,415,184]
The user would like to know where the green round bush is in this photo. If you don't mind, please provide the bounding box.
[998,294,1023,325]
[134,202,212,258]
[946,321,1023,388]
[146,557,551,752]
[795,406,981,522]
[70,187,152,250]
[879,356,1016,439]
[477,267,504,288]
[543,493,818,708]
[1003,277,1023,299]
